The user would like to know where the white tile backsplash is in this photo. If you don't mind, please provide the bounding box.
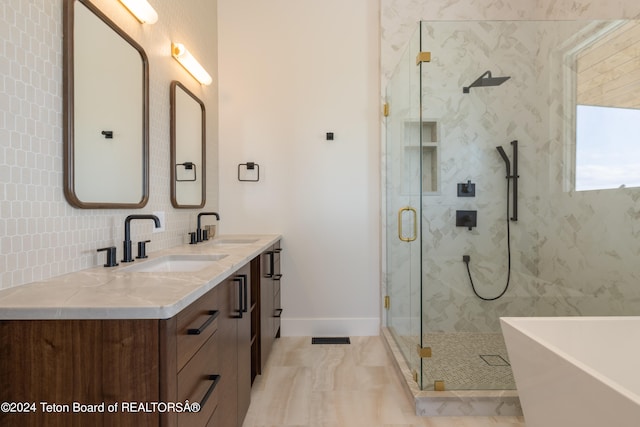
[0,0,219,290]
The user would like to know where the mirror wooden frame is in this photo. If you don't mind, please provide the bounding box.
[63,0,149,209]
[170,80,206,208]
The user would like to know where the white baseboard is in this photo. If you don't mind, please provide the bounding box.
[281,317,380,337]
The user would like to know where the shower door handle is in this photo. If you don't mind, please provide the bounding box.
[398,206,417,242]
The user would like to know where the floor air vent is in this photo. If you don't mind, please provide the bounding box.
[311,337,351,345]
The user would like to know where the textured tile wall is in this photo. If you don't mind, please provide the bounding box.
[381,0,640,86]
[0,0,218,289]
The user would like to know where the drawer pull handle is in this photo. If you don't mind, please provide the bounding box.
[274,248,283,253]
[233,277,243,318]
[187,310,219,335]
[274,308,283,318]
[239,274,249,313]
[264,251,274,278]
[199,374,221,409]
[273,274,283,281]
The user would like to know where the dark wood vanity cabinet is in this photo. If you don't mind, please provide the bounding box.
[169,263,253,427]
[0,263,257,427]
[170,284,222,427]
[0,318,162,427]
[211,264,252,427]
[253,241,283,377]
[0,239,283,427]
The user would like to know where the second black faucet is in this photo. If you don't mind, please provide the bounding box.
[196,212,220,243]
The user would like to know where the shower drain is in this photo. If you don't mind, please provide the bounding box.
[479,354,510,366]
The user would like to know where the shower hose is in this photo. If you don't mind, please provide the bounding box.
[463,179,512,301]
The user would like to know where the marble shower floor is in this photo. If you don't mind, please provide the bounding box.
[396,332,516,390]
[242,336,526,427]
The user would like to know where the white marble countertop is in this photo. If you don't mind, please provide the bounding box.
[0,234,281,320]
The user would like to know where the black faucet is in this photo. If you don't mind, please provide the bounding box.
[196,212,220,242]
[122,214,161,263]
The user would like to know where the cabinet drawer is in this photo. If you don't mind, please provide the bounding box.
[176,287,219,371]
[177,331,220,427]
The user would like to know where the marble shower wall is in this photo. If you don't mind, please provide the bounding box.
[382,0,640,334]
[381,0,640,87]
[535,20,640,318]
[418,21,543,333]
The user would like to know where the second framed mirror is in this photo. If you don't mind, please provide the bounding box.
[170,81,206,208]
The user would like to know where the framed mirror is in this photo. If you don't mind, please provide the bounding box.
[170,81,206,208]
[63,0,149,208]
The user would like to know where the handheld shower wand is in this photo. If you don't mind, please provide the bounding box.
[496,146,511,177]
[463,141,519,301]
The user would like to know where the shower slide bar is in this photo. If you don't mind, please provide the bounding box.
[496,140,518,221]
[508,140,518,221]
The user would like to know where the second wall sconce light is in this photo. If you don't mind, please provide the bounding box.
[171,43,213,86]
[119,0,158,24]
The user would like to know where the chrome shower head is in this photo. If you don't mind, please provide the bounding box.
[463,71,511,93]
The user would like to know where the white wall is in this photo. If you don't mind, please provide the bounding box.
[217,0,381,336]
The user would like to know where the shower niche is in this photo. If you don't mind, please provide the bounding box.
[402,119,439,194]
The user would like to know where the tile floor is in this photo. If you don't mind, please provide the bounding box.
[242,336,526,427]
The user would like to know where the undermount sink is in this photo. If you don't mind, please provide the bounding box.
[210,238,258,245]
[120,254,228,273]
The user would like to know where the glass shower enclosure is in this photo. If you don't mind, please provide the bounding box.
[385,19,640,391]
[385,27,425,389]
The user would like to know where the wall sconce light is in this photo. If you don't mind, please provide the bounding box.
[171,43,213,86]
[119,0,158,24]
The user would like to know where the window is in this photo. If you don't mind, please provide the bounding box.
[573,21,640,191]
[575,105,640,191]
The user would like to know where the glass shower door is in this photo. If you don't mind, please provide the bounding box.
[385,27,424,388]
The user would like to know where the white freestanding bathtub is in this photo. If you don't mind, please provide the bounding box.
[500,316,640,427]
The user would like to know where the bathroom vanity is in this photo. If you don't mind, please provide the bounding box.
[0,235,281,427]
